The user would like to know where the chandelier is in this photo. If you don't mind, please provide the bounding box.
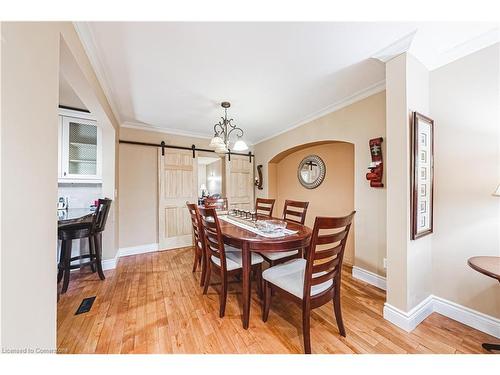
[209,101,248,154]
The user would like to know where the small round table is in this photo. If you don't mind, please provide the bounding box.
[467,256,500,352]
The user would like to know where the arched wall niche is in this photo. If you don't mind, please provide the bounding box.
[253,91,387,277]
[268,141,356,265]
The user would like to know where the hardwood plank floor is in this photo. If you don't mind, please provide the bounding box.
[57,247,498,354]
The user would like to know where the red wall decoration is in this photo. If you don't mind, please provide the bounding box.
[366,137,384,188]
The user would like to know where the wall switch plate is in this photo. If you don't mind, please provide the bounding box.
[383,257,387,269]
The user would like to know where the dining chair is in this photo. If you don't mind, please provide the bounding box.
[204,197,229,211]
[255,198,275,218]
[186,202,206,286]
[262,211,356,354]
[260,199,310,266]
[198,206,264,318]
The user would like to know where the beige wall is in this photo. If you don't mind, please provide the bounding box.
[271,142,355,265]
[118,127,213,248]
[385,52,433,312]
[1,22,59,351]
[430,43,500,318]
[254,91,387,276]
[0,22,119,351]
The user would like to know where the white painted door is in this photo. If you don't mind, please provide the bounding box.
[225,154,254,210]
[158,148,198,250]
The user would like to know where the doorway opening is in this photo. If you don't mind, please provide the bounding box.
[197,156,223,199]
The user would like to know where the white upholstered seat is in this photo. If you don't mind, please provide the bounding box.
[261,249,299,261]
[211,249,264,271]
[262,258,333,299]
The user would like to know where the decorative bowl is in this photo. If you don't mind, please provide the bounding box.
[255,219,287,233]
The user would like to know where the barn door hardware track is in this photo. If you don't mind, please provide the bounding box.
[119,139,254,162]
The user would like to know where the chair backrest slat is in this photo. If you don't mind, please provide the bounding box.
[198,206,228,271]
[313,243,343,260]
[186,202,203,250]
[311,268,337,286]
[304,211,355,298]
[255,198,275,218]
[92,198,112,233]
[282,200,309,224]
[315,231,347,245]
[312,257,340,274]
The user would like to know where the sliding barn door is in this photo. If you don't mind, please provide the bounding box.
[225,154,254,210]
[158,148,198,250]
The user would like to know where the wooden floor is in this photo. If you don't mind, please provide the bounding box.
[57,247,497,354]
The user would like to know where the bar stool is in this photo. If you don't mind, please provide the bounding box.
[57,198,112,294]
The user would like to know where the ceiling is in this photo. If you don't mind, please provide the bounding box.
[75,22,499,144]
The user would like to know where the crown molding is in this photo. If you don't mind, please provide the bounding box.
[120,121,213,140]
[73,21,122,124]
[254,79,386,145]
[371,30,417,63]
[426,27,500,71]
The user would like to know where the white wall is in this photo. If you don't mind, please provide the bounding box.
[430,43,500,318]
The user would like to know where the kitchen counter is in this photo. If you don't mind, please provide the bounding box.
[58,208,94,223]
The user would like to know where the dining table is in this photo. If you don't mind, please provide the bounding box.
[217,214,312,329]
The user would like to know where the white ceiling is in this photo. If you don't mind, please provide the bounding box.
[76,22,499,144]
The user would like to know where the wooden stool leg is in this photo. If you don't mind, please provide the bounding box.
[57,242,65,283]
[89,236,96,273]
[94,233,106,280]
[61,240,72,294]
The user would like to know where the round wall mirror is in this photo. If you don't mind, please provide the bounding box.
[297,155,326,189]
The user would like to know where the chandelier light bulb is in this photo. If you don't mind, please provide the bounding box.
[209,135,224,148]
[233,139,248,151]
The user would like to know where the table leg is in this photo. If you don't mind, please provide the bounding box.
[242,242,251,329]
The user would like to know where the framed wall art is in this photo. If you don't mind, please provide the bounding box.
[411,111,434,240]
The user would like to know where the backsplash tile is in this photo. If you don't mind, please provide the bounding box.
[58,183,102,209]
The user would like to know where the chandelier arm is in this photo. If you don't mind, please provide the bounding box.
[227,126,244,139]
[213,123,225,135]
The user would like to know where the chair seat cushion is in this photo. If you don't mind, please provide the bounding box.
[261,250,299,261]
[211,250,264,271]
[262,258,333,299]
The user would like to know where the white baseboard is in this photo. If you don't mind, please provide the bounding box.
[101,257,117,271]
[351,267,500,338]
[384,295,500,339]
[159,235,193,251]
[117,242,159,257]
[433,296,500,339]
[352,266,387,290]
[383,295,434,332]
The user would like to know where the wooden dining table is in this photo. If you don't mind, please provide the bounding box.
[218,216,312,329]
